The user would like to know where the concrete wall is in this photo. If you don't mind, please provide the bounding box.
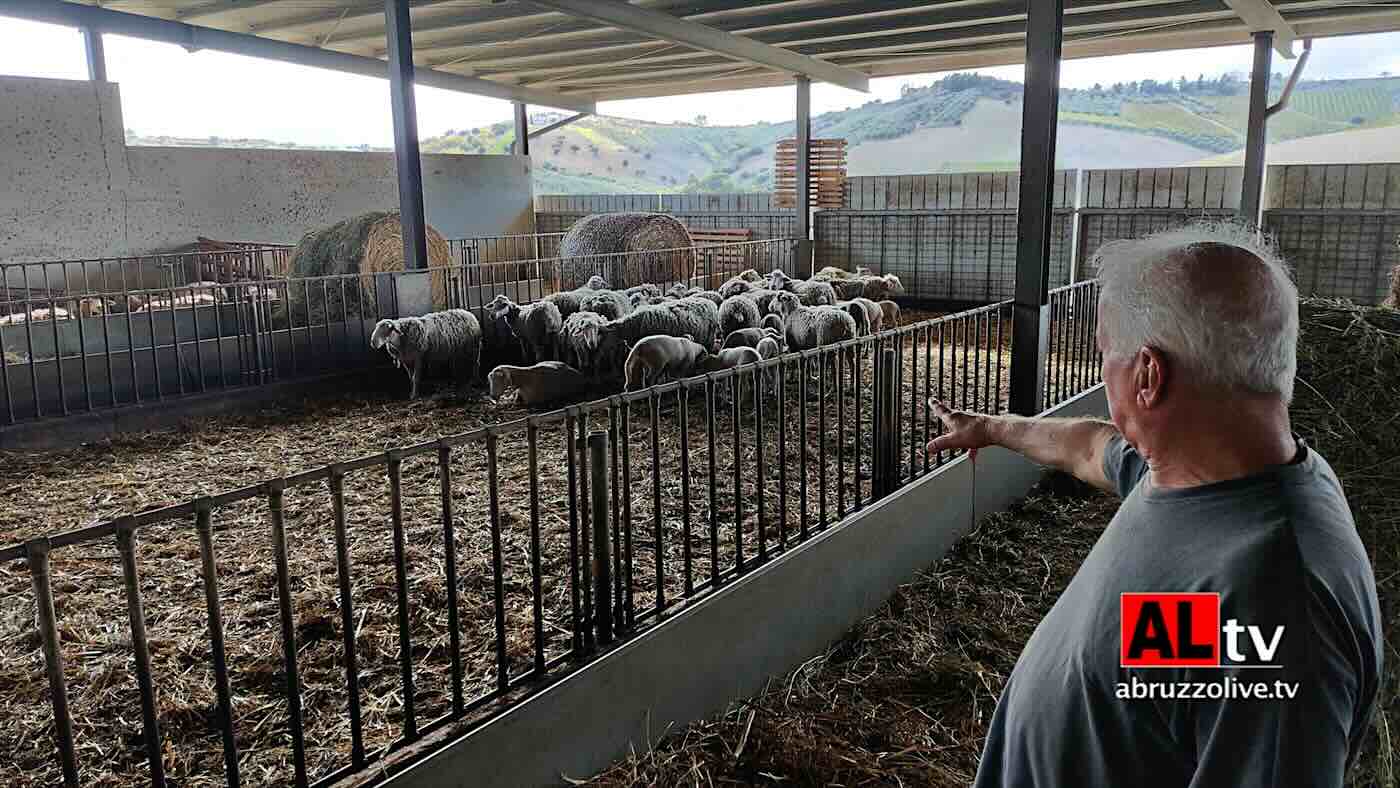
[0,75,534,266]
[379,386,1109,788]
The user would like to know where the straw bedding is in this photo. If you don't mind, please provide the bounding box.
[587,297,1400,788]
[0,308,1031,786]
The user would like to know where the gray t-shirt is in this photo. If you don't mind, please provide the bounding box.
[973,435,1382,788]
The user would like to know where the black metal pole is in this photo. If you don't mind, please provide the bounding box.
[514,102,530,156]
[588,431,612,644]
[795,76,812,272]
[1240,31,1274,227]
[384,0,429,271]
[1007,0,1063,416]
[82,26,106,82]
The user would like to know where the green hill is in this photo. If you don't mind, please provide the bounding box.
[421,72,1400,194]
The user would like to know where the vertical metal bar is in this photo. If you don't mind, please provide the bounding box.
[386,452,418,739]
[487,435,509,688]
[117,523,168,787]
[1008,0,1062,415]
[196,503,241,787]
[267,481,309,787]
[994,305,1005,414]
[608,403,623,625]
[527,423,546,670]
[777,360,788,549]
[729,374,743,571]
[385,0,430,271]
[652,392,665,606]
[678,387,693,596]
[577,417,593,651]
[621,403,635,622]
[27,538,79,787]
[853,342,864,510]
[837,346,846,516]
[705,376,719,588]
[82,26,107,81]
[148,294,161,398]
[589,431,613,644]
[437,443,465,715]
[327,468,365,770]
[753,367,766,561]
[798,358,809,539]
[818,349,828,527]
[1241,31,1274,226]
[922,324,933,470]
[566,416,584,649]
[795,76,812,265]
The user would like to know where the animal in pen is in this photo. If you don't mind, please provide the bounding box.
[556,213,695,290]
[560,310,624,379]
[838,297,883,336]
[603,296,721,350]
[719,295,761,337]
[722,326,782,350]
[689,289,724,307]
[767,270,837,306]
[771,292,859,350]
[623,334,710,391]
[718,275,757,299]
[879,300,901,328]
[369,308,482,399]
[580,289,632,321]
[487,361,590,406]
[761,312,785,336]
[491,295,563,363]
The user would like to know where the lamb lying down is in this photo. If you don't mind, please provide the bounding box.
[488,362,590,407]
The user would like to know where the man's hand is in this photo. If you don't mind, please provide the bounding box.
[926,399,995,457]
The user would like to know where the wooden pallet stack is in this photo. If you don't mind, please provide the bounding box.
[774,138,848,209]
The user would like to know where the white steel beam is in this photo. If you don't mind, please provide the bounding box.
[1222,0,1297,56]
[523,0,870,92]
[5,0,596,113]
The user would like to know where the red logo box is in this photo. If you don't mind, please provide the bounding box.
[1120,592,1220,668]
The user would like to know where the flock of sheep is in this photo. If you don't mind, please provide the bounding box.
[368,266,906,405]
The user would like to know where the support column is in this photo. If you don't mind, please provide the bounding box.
[82,26,106,82]
[794,76,812,271]
[513,102,530,156]
[1240,31,1274,227]
[1007,0,1063,416]
[384,0,429,274]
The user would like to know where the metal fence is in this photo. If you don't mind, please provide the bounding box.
[535,193,775,213]
[534,211,797,241]
[1045,280,1103,411]
[813,210,1076,302]
[445,233,565,267]
[0,282,1110,787]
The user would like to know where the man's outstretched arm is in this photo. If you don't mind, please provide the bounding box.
[926,400,1120,493]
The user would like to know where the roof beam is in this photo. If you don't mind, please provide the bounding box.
[522,0,870,92]
[6,0,595,113]
[178,0,289,25]
[1221,0,1297,56]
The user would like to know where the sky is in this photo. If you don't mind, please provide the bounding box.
[3,14,1400,146]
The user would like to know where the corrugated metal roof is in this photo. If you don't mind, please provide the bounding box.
[48,1,1400,102]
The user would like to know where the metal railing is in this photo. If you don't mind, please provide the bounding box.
[1045,280,1103,410]
[446,232,566,267]
[0,287,1118,787]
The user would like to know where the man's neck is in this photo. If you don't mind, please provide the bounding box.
[1143,397,1297,490]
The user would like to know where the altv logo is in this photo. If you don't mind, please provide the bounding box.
[1120,593,1285,668]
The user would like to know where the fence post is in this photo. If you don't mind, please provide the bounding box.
[588,430,613,645]
[876,348,898,498]
[27,537,79,787]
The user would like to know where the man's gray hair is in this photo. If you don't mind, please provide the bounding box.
[1093,222,1298,402]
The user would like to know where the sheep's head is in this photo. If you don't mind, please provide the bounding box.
[585,275,610,290]
[766,270,792,291]
[772,291,800,316]
[738,269,762,283]
[487,367,510,400]
[489,294,516,318]
[883,274,906,295]
[372,320,406,367]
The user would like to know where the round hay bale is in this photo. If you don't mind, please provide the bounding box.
[557,213,695,290]
[283,212,451,320]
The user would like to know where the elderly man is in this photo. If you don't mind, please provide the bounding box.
[929,225,1382,787]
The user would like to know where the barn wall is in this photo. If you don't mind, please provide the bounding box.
[0,75,534,269]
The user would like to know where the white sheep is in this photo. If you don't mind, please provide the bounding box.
[717,276,756,300]
[604,296,720,350]
[879,299,901,328]
[811,266,873,282]
[837,297,883,336]
[623,283,662,302]
[767,270,837,306]
[755,334,784,394]
[370,309,482,399]
[862,274,906,301]
[545,286,598,320]
[718,294,761,337]
[697,345,760,374]
[0,306,71,325]
[770,291,857,351]
[560,310,625,379]
[760,312,784,336]
[488,361,590,407]
[744,288,783,314]
[585,275,611,290]
[491,295,563,363]
[623,334,710,391]
[689,289,724,307]
[580,289,632,321]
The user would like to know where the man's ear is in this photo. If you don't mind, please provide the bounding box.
[1135,345,1169,409]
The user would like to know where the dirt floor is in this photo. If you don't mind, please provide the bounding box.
[587,299,1400,788]
[0,306,1081,787]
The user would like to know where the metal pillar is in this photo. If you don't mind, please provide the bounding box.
[82,26,106,82]
[794,76,812,268]
[513,102,530,156]
[1007,0,1063,416]
[1240,31,1274,227]
[384,0,429,272]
